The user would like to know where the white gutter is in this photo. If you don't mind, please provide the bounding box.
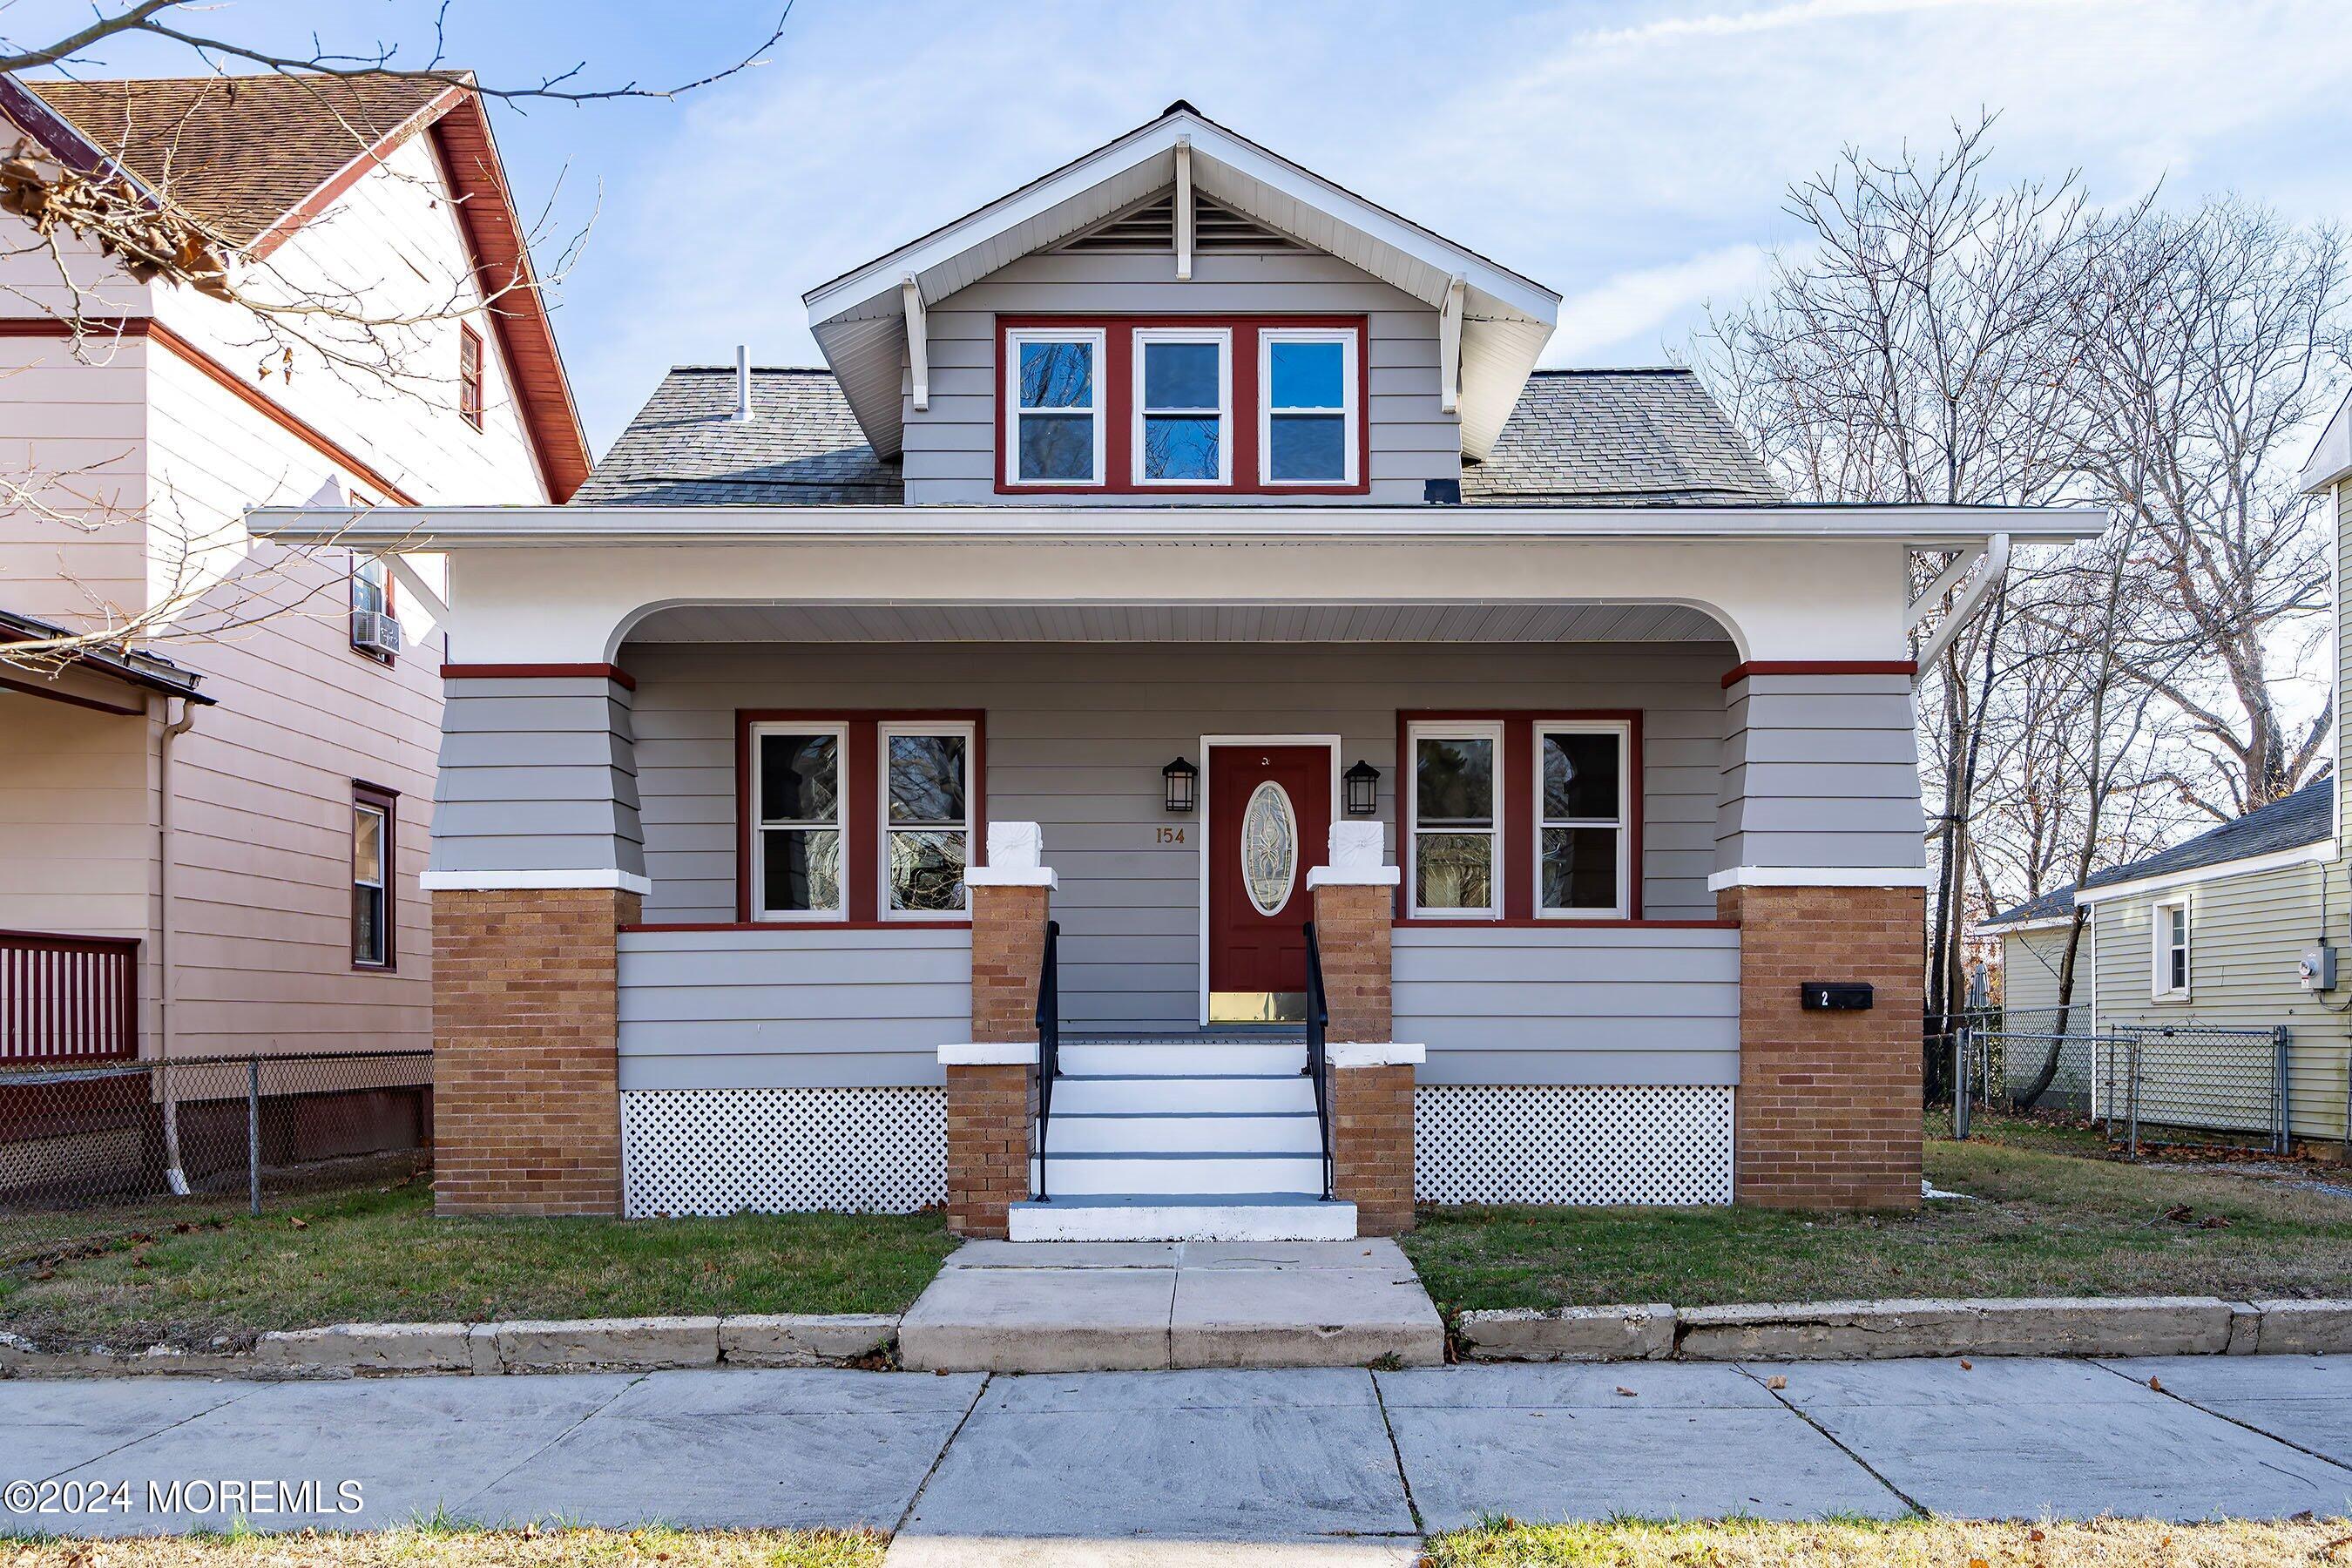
[1910,532,2011,684]
[251,505,2105,551]
[1972,914,2074,937]
[2072,840,2339,907]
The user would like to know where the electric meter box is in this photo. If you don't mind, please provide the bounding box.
[2300,943,2336,993]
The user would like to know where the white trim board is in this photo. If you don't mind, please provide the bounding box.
[1707,867,1933,891]
[2071,841,2337,907]
[1196,734,1342,1027]
[1974,915,2074,937]
[421,868,653,896]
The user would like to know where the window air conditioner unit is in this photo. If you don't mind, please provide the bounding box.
[351,608,402,657]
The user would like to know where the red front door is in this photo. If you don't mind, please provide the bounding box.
[1206,745,1332,1022]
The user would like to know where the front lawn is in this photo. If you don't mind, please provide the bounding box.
[0,1179,956,1349]
[0,1526,884,1568]
[1427,1517,2352,1568]
[1402,1119,2352,1317]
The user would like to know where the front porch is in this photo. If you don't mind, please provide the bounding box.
[420,586,1930,1236]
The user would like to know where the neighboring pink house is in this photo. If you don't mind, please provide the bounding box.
[0,76,587,1162]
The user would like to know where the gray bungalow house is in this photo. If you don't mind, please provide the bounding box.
[254,103,2099,1240]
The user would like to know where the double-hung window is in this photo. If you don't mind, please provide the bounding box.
[1260,328,1356,485]
[352,784,395,969]
[1408,722,1502,917]
[1536,721,1631,919]
[753,725,846,919]
[882,723,973,917]
[1007,328,1104,483]
[2153,898,2190,999]
[458,325,483,429]
[1133,328,1229,484]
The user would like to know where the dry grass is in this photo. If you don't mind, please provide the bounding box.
[0,1525,884,1568]
[1426,1516,2352,1567]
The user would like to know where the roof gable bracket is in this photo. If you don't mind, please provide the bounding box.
[1174,137,1193,281]
[902,274,929,413]
[1439,274,1465,416]
[1906,543,1984,625]
[383,552,449,624]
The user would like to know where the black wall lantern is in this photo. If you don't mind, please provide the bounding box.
[1344,759,1382,817]
[1162,755,1199,814]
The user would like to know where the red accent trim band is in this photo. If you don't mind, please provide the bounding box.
[622,921,974,934]
[441,662,635,690]
[993,315,1372,497]
[1722,659,1916,688]
[1393,917,1738,929]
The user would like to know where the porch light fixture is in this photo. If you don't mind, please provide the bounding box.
[1344,759,1381,817]
[1162,756,1199,814]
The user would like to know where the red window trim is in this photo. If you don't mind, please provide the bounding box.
[1394,709,1646,923]
[352,781,399,972]
[458,324,484,430]
[734,709,988,925]
[994,314,1371,497]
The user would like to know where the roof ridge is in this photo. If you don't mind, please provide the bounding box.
[671,364,835,375]
[1526,366,1694,377]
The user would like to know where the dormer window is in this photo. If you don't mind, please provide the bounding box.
[1134,329,1229,484]
[997,317,1365,495]
[1262,329,1355,485]
[1008,328,1104,483]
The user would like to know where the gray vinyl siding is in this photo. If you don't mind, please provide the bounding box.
[2092,858,2347,1140]
[432,676,645,878]
[902,250,1456,506]
[1395,924,1740,1085]
[622,639,1734,1032]
[1998,926,2083,1019]
[618,926,970,1089]
[1719,672,1924,871]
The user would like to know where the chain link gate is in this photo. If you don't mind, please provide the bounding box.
[1951,1017,2289,1156]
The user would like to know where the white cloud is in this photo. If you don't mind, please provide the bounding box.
[1574,0,2056,48]
[1546,244,1774,364]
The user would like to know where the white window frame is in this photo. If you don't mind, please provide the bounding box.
[2152,896,2191,1000]
[1004,327,1106,486]
[750,720,850,923]
[1257,327,1359,487]
[1131,327,1232,486]
[352,800,389,967]
[1406,720,1504,920]
[1533,720,1632,921]
[878,720,977,923]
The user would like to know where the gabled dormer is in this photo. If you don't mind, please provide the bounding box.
[801,102,1560,505]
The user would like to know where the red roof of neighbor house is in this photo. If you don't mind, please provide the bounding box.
[15,72,591,502]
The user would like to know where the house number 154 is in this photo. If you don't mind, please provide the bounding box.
[1156,827,1186,845]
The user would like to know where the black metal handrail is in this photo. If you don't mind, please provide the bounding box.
[1032,919,1061,1201]
[1301,920,1334,1201]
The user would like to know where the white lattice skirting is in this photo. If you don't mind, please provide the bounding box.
[1415,1085,1734,1205]
[620,1088,945,1217]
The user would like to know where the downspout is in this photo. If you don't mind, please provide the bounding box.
[158,693,199,1194]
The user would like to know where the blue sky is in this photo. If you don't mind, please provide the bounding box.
[24,0,2352,452]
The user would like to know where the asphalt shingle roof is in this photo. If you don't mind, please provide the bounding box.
[571,368,899,506]
[577,364,1780,508]
[1460,368,1782,505]
[1984,885,2078,926]
[28,74,452,246]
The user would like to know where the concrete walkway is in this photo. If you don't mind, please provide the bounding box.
[897,1239,1444,1371]
[7,1357,2352,1559]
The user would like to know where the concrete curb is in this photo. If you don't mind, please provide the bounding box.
[1458,1296,2352,1362]
[0,1314,902,1379]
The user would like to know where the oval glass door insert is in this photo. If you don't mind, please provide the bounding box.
[1240,780,1300,916]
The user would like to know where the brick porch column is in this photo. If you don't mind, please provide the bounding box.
[1720,663,1927,1211]
[1308,822,1422,1236]
[943,821,1055,1238]
[427,666,645,1218]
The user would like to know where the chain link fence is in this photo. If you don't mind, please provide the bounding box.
[1949,1017,2290,1155]
[0,1050,431,1215]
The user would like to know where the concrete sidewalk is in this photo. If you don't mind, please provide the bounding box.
[6,1356,2352,1559]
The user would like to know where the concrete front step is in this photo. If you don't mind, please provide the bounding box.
[1044,1110,1324,1153]
[1037,1150,1325,1196]
[1058,1041,1306,1075]
[1051,1072,1315,1115]
[1008,1194,1358,1242]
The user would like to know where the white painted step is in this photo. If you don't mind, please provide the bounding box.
[1044,1111,1323,1153]
[1039,1150,1324,1196]
[1051,1073,1315,1115]
[1058,1041,1305,1076]
[1008,1194,1357,1242]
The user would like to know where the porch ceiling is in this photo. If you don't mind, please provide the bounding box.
[624,601,1732,645]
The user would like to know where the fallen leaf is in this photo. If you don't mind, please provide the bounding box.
[1615,1385,1638,1397]
[2199,1213,2232,1229]
[1959,1359,1973,1370]
[2163,1203,2194,1223]
[287,1215,309,1230]
[2148,1375,2164,1392]
[1765,1375,1788,1391]
[1970,1558,1990,1568]
[2029,1529,2045,1542]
